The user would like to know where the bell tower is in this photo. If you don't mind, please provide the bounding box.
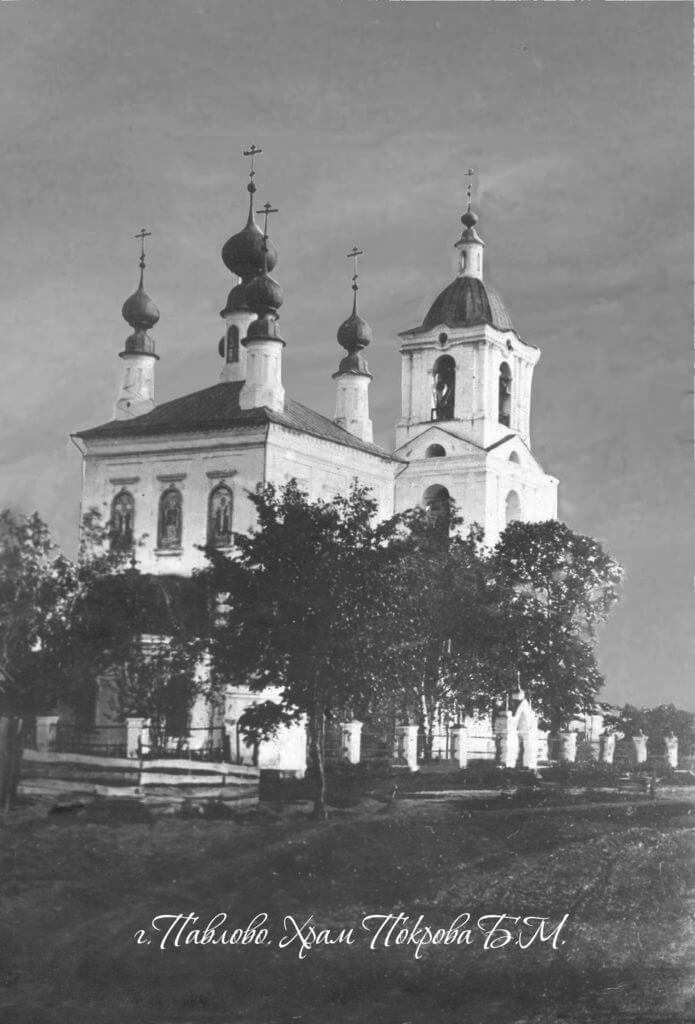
[393,171,557,542]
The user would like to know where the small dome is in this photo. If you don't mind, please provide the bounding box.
[221,218,278,280]
[246,312,284,344]
[220,281,250,317]
[122,285,160,331]
[122,329,156,357]
[461,208,479,228]
[422,276,514,332]
[337,309,372,352]
[246,271,283,313]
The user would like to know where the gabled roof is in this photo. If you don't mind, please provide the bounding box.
[73,381,400,462]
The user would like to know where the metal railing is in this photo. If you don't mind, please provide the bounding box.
[54,724,127,759]
[139,726,227,763]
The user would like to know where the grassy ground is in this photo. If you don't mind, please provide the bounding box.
[1,785,694,1024]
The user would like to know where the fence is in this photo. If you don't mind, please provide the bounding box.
[139,726,227,763]
[55,724,127,759]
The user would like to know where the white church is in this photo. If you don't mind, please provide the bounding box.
[71,153,560,772]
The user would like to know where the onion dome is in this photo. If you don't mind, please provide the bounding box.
[221,182,278,280]
[245,271,283,313]
[120,229,159,357]
[423,276,513,332]
[461,207,479,229]
[246,311,284,344]
[122,285,160,332]
[219,280,250,318]
[334,246,372,376]
[337,309,372,352]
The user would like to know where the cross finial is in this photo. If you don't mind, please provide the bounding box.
[134,228,151,287]
[465,168,475,208]
[259,201,278,272]
[346,245,363,311]
[243,144,262,182]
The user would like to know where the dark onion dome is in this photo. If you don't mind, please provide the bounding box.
[221,214,278,280]
[246,311,284,345]
[220,280,251,318]
[422,276,514,332]
[335,351,371,376]
[245,270,283,313]
[337,309,372,353]
[122,285,160,331]
[461,207,479,229]
[122,329,157,357]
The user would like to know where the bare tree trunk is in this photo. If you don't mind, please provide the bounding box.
[308,710,327,820]
[0,715,23,813]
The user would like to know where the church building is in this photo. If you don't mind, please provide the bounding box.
[71,152,558,770]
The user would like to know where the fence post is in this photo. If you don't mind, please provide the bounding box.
[664,733,678,769]
[340,721,363,765]
[126,717,147,759]
[559,731,578,764]
[631,731,648,766]
[451,724,468,769]
[395,725,419,772]
[599,732,616,764]
[35,715,60,753]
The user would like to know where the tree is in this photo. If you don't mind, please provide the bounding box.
[68,512,210,746]
[0,510,76,718]
[205,481,393,818]
[493,520,623,730]
[609,704,695,753]
[373,508,507,758]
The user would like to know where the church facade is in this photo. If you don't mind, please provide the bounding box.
[71,157,558,770]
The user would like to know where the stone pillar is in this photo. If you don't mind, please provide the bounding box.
[664,733,678,770]
[450,724,469,769]
[631,731,648,766]
[559,731,578,764]
[494,712,519,768]
[536,730,550,764]
[35,715,60,753]
[599,732,616,764]
[520,729,539,771]
[340,721,363,765]
[126,717,148,759]
[395,725,419,772]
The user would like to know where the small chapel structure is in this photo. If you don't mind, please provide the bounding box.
[70,151,560,772]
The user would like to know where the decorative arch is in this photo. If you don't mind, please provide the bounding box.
[505,490,521,525]
[425,444,446,458]
[498,361,512,427]
[110,490,134,551]
[208,484,233,547]
[158,488,183,550]
[431,355,455,421]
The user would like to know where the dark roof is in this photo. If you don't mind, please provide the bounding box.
[422,276,514,332]
[74,381,399,461]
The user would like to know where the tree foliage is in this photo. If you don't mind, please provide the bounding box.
[492,520,623,730]
[206,480,393,816]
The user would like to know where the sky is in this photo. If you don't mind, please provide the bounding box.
[0,0,691,710]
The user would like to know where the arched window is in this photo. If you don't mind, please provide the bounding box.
[425,444,446,458]
[509,451,520,464]
[423,484,451,532]
[505,490,521,525]
[498,362,512,427]
[110,491,135,551]
[208,484,233,547]
[226,325,240,364]
[158,488,183,550]
[431,355,455,421]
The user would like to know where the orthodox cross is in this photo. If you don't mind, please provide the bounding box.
[243,144,262,183]
[259,201,278,270]
[134,228,151,272]
[346,245,363,294]
[465,167,475,206]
